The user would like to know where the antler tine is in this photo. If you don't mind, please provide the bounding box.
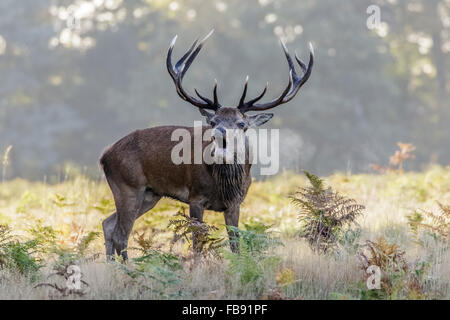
[195,88,214,105]
[244,82,268,106]
[166,35,178,81]
[239,40,314,112]
[284,43,314,103]
[271,70,294,104]
[238,75,249,107]
[175,38,198,72]
[194,78,220,106]
[167,36,201,101]
[280,40,297,76]
[213,79,219,106]
[167,35,198,80]
[239,70,293,113]
[294,50,307,73]
[179,30,214,82]
[166,30,219,111]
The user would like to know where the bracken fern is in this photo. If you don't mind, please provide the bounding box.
[291,171,365,254]
[168,209,225,259]
[407,202,450,243]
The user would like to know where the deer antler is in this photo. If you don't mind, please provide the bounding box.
[237,41,314,113]
[166,30,221,111]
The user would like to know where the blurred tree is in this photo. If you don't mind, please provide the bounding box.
[0,0,448,179]
[375,0,450,165]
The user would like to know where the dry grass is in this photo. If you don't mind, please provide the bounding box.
[0,165,449,299]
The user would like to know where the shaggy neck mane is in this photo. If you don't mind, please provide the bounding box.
[211,163,245,207]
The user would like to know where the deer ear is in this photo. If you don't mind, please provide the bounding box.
[247,113,274,127]
[199,108,215,122]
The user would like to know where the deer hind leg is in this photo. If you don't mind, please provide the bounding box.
[136,188,161,220]
[112,188,163,260]
[103,187,160,261]
[110,187,146,261]
[102,212,117,259]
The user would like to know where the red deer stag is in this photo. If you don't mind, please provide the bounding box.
[100,30,314,260]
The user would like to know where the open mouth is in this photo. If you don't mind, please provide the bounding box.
[212,135,227,150]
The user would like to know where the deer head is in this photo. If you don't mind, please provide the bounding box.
[166,30,314,160]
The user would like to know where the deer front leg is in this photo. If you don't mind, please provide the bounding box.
[102,212,117,260]
[189,203,204,255]
[224,206,240,253]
